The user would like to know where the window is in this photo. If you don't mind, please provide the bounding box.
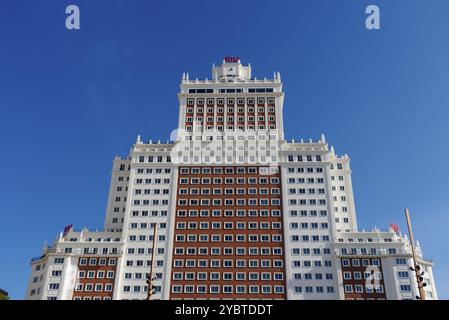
[400,285,412,292]
[51,270,62,277]
[49,283,60,290]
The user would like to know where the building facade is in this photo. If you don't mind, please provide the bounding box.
[26,58,438,300]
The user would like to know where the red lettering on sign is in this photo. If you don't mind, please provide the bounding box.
[224,57,239,63]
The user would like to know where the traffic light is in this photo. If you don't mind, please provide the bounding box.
[149,284,156,295]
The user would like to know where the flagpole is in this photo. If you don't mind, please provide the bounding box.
[405,208,426,300]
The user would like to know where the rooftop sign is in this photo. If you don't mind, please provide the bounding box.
[224,57,239,63]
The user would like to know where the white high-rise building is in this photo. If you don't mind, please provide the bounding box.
[26,58,437,300]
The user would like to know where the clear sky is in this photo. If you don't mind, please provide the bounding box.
[0,0,448,299]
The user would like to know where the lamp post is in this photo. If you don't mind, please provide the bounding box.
[146,223,158,300]
[405,208,426,300]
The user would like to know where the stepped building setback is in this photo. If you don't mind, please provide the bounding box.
[26,58,438,300]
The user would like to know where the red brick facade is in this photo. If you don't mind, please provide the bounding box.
[170,166,286,299]
[72,257,117,300]
[340,257,386,300]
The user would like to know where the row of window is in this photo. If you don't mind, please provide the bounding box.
[186,97,275,105]
[294,286,335,294]
[186,116,276,123]
[62,247,119,255]
[287,167,324,174]
[180,177,280,184]
[176,221,282,230]
[291,248,331,255]
[174,247,283,256]
[125,260,164,267]
[288,188,326,195]
[77,270,115,279]
[186,124,277,131]
[123,285,161,293]
[341,258,381,267]
[290,235,331,242]
[174,155,280,164]
[124,272,162,280]
[180,166,275,175]
[176,209,281,217]
[338,237,392,243]
[173,259,284,268]
[341,248,397,255]
[129,222,167,230]
[179,188,280,196]
[127,248,164,255]
[128,235,166,242]
[186,107,275,122]
[289,210,328,217]
[134,189,170,195]
[175,234,282,243]
[135,178,170,184]
[131,210,168,217]
[288,199,327,206]
[75,283,113,292]
[290,222,329,230]
[133,199,169,206]
[343,271,382,280]
[287,155,322,162]
[178,198,281,206]
[291,273,334,280]
[79,258,117,267]
[335,217,350,223]
[172,271,284,281]
[171,285,284,295]
[291,260,333,268]
[344,284,384,294]
[136,156,171,163]
[287,177,325,184]
[135,168,171,174]
[74,296,112,300]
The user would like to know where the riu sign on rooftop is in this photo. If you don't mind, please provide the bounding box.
[224,57,240,63]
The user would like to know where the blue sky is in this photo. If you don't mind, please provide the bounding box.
[0,0,448,299]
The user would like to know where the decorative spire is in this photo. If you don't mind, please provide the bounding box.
[136,134,142,144]
[330,145,335,156]
[277,72,281,81]
[321,133,326,143]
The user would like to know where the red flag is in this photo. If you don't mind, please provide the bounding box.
[389,223,399,233]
